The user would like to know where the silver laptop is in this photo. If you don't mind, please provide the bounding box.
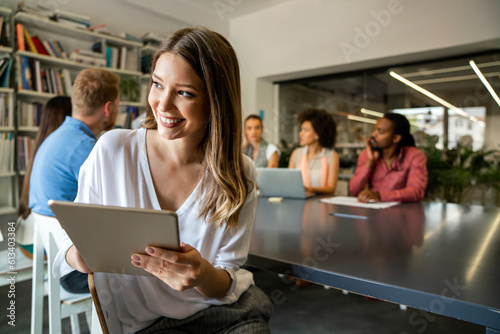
[255,168,315,199]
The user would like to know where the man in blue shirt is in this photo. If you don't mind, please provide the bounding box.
[29,68,120,293]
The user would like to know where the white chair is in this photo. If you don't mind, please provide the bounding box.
[31,213,92,334]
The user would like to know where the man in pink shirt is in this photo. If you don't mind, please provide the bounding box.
[349,113,428,202]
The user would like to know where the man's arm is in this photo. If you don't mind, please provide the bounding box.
[349,149,374,196]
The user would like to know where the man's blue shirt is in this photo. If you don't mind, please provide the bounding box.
[29,116,96,216]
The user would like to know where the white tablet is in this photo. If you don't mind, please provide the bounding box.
[48,200,180,277]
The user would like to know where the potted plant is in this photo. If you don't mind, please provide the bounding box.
[420,135,500,205]
[119,75,141,102]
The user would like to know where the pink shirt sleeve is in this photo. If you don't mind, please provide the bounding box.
[349,149,372,196]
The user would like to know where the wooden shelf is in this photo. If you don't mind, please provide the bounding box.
[18,126,39,133]
[0,207,16,215]
[0,46,13,54]
[119,101,146,108]
[16,51,143,76]
[0,87,14,94]
[0,6,12,16]
[17,89,56,100]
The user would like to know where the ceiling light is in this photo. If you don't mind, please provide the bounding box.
[347,115,377,124]
[469,60,500,107]
[361,108,430,129]
[361,108,384,117]
[390,71,485,127]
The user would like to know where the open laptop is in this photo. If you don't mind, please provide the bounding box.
[256,168,315,199]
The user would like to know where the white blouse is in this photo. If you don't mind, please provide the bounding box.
[53,128,258,333]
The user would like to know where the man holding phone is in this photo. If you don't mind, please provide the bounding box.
[349,113,428,203]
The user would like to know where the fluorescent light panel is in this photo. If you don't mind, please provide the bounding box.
[390,71,485,126]
[347,115,377,124]
[362,108,430,129]
[469,60,500,107]
[361,108,384,117]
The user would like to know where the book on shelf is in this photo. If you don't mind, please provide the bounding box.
[31,36,49,55]
[47,40,63,58]
[0,17,10,47]
[42,40,57,57]
[16,23,25,51]
[69,52,107,67]
[120,32,142,44]
[126,49,138,71]
[16,2,53,19]
[0,55,9,75]
[34,60,42,93]
[119,46,127,70]
[0,58,13,87]
[0,92,14,128]
[0,133,14,173]
[54,69,64,95]
[23,28,38,53]
[0,17,4,46]
[91,39,107,55]
[19,101,43,127]
[56,17,90,30]
[53,9,91,24]
[61,69,72,95]
[17,135,33,173]
[36,67,71,95]
[18,55,31,90]
[108,46,119,69]
[74,48,105,59]
[53,40,67,58]
[142,32,164,45]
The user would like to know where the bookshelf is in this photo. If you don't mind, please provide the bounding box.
[0,6,16,216]
[4,7,150,219]
[13,9,148,135]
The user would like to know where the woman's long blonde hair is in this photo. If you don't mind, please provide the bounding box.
[142,27,253,229]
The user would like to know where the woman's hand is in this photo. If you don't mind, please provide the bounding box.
[131,243,206,291]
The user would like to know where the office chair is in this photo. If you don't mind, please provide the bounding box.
[31,213,92,334]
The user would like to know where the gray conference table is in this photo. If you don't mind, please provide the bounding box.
[246,197,500,333]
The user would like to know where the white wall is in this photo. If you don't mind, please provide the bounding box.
[229,0,500,139]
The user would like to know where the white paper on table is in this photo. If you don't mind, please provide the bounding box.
[320,196,400,209]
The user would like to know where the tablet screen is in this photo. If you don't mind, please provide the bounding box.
[49,200,180,276]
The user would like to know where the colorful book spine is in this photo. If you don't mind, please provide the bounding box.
[19,56,31,90]
[31,36,49,56]
[16,23,25,51]
[23,29,38,53]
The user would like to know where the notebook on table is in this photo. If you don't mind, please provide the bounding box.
[48,200,180,276]
[255,168,315,199]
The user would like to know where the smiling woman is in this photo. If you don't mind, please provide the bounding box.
[54,27,273,333]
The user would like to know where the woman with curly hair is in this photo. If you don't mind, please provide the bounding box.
[289,108,339,195]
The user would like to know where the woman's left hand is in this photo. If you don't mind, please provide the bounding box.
[131,243,207,291]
